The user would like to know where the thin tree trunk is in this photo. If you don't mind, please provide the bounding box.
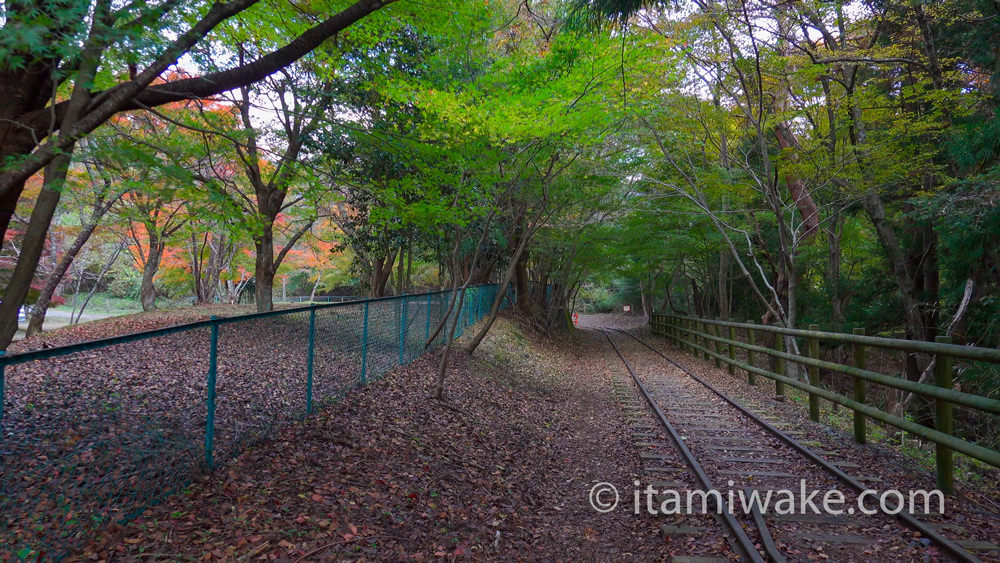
[405,235,413,292]
[74,243,123,323]
[309,274,321,302]
[434,217,494,399]
[396,240,406,294]
[425,234,464,348]
[426,209,495,349]
[861,194,926,345]
[464,206,543,355]
[433,287,466,400]
[141,234,164,312]
[718,251,730,320]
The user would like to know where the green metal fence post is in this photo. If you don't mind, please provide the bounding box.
[360,301,370,384]
[205,317,219,469]
[727,324,736,375]
[935,335,954,494]
[808,324,821,422]
[306,309,316,415]
[852,328,867,444]
[425,293,432,345]
[746,321,756,385]
[775,333,786,399]
[399,295,407,365]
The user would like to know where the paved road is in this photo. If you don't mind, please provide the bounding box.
[14,308,118,341]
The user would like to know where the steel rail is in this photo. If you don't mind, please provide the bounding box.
[617,328,980,563]
[600,329,766,563]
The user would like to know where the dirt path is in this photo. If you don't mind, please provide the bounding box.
[89,318,668,560]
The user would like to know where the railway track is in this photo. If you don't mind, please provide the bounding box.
[600,327,982,563]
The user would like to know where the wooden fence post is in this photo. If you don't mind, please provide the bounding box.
[700,319,709,361]
[808,324,821,422]
[712,318,721,368]
[746,321,756,385]
[775,334,786,399]
[727,324,736,375]
[935,335,954,494]
[852,328,867,444]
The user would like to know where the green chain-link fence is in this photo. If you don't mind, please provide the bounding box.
[0,284,504,559]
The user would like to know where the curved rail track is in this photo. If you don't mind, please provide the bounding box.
[599,327,981,563]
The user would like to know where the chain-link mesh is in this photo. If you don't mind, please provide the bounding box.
[0,329,211,559]
[0,285,502,559]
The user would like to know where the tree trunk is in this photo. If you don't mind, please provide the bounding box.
[255,227,275,312]
[405,235,413,292]
[0,27,100,348]
[367,251,396,298]
[515,250,530,315]
[774,122,820,237]
[191,232,206,303]
[309,274,321,302]
[861,194,926,344]
[425,234,464,348]
[465,218,534,355]
[0,159,70,347]
[432,214,495,398]
[433,286,466,400]
[74,243,123,323]
[827,211,846,329]
[640,282,651,318]
[141,234,164,312]
[718,251,730,320]
[396,241,406,294]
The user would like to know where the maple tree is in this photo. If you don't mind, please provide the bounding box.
[0,0,407,347]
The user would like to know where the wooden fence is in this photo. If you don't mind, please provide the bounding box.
[649,314,1000,493]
